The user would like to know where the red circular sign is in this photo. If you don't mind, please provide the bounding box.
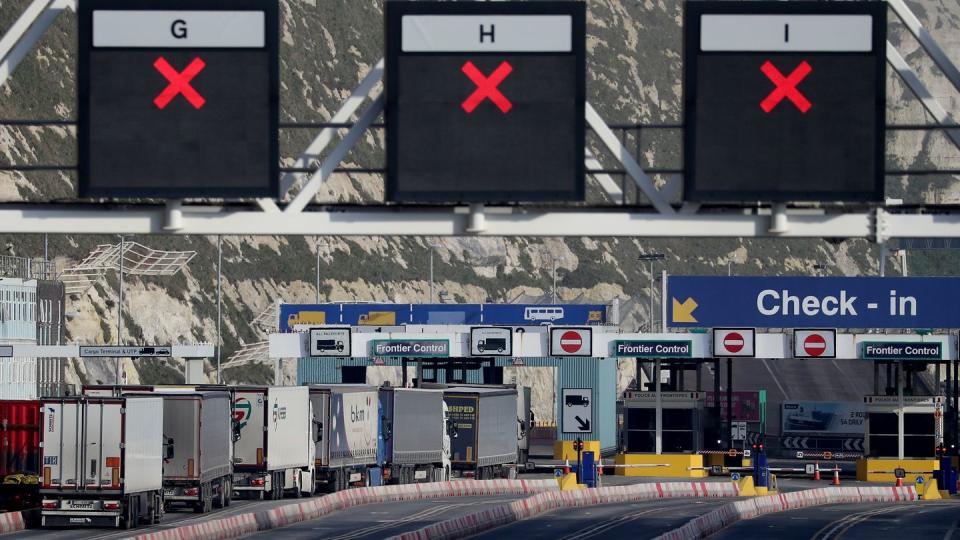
[560,331,583,354]
[803,333,827,357]
[723,332,745,353]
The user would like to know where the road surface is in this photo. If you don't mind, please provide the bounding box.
[261,495,526,539]
[469,497,733,540]
[711,500,960,540]
[6,496,301,540]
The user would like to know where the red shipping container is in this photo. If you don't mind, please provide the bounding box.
[0,400,40,477]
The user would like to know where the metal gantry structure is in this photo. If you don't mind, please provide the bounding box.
[0,0,959,238]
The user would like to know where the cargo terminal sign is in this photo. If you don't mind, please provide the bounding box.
[370,339,450,358]
[668,276,960,329]
[612,340,692,358]
[80,345,172,357]
[860,342,943,361]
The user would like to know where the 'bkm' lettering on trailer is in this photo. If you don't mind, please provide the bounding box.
[756,289,918,317]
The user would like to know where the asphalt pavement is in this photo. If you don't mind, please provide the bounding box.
[468,497,733,540]
[260,495,526,539]
[4,496,302,540]
[711,500,960,540]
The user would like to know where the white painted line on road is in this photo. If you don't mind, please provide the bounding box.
[943,518,959,540]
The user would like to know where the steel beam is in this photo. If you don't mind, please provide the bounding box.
[887,43,960,150]
[585,102,675,215]
[284,94,385,213]
[0,0,73,88]
[0,204,906,237]
[888,0,960,98]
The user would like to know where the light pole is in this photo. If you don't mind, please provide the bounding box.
[551,256,567,304]
[216,235,222,384]
[638,253,666,332]
[116,235,124,384]
[428,241,441,303]
[315,238,328,303]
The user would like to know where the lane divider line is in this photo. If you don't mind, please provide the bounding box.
[131,479,560,540]
[653,485,919,540]
[388,480,742,540]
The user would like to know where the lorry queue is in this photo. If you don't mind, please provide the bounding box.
[34,383,528,529]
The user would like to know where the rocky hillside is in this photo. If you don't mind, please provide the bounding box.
[0,1,959,419]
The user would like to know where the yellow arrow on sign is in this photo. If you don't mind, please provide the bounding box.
[672,297,698,323]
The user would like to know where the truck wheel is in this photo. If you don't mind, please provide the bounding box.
[214,481,225,508]
[224,479,232,507]
[332,470,341,492]
[124,501,138,529]
[276,472,284,499]
[153,493,163,524]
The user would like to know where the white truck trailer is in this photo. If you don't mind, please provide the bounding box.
[379,387,451,484]
[232,386,314,500]
[39,396,166,529]
[156,391,234,513]
[308,385,379,492]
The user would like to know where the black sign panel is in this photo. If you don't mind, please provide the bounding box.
[683,2,886,202]
[386,1,585,203]
[78,0,278,198]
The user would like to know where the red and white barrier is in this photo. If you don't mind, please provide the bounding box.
[654,485,918,540]
[133,479,559,540]
[389,481,742,540]
[0,510,29,533]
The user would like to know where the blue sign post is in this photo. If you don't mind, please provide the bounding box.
[667,276,960,329]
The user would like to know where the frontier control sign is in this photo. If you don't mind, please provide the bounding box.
[612,340,692,359]
[861,342,943,361]
[370,340,450,358]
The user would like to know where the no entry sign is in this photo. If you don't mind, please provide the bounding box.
[713,328,756,357]
[794,329,837,359]
[386,1,586,203]
[683,1,886,202]
[550,327,592,357]
[78,0,278,198]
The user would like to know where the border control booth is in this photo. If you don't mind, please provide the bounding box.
[273,303,620,461]
[856,337,952,482]
[608,335,725,478]
[621,391,705,454]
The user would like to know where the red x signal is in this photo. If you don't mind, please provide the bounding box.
[461,61,513,114]
[153,57,206,110]
[760,60,812,114]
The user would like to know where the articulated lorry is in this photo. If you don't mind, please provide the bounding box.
[379,387,451,484]
[232,386,314,500]
[39,396,166,529]
[156,391,234,513]
[442,386,519,479]
[308,385,379,492]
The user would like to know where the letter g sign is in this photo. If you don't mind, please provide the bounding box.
[171,19,187,39]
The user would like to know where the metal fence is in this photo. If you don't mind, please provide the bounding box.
[0,255,57,281]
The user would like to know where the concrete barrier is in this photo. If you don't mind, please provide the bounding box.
[653,485,918,540]
[389,480,742,540]
[0,509,29,533]
[133,479,560,540]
